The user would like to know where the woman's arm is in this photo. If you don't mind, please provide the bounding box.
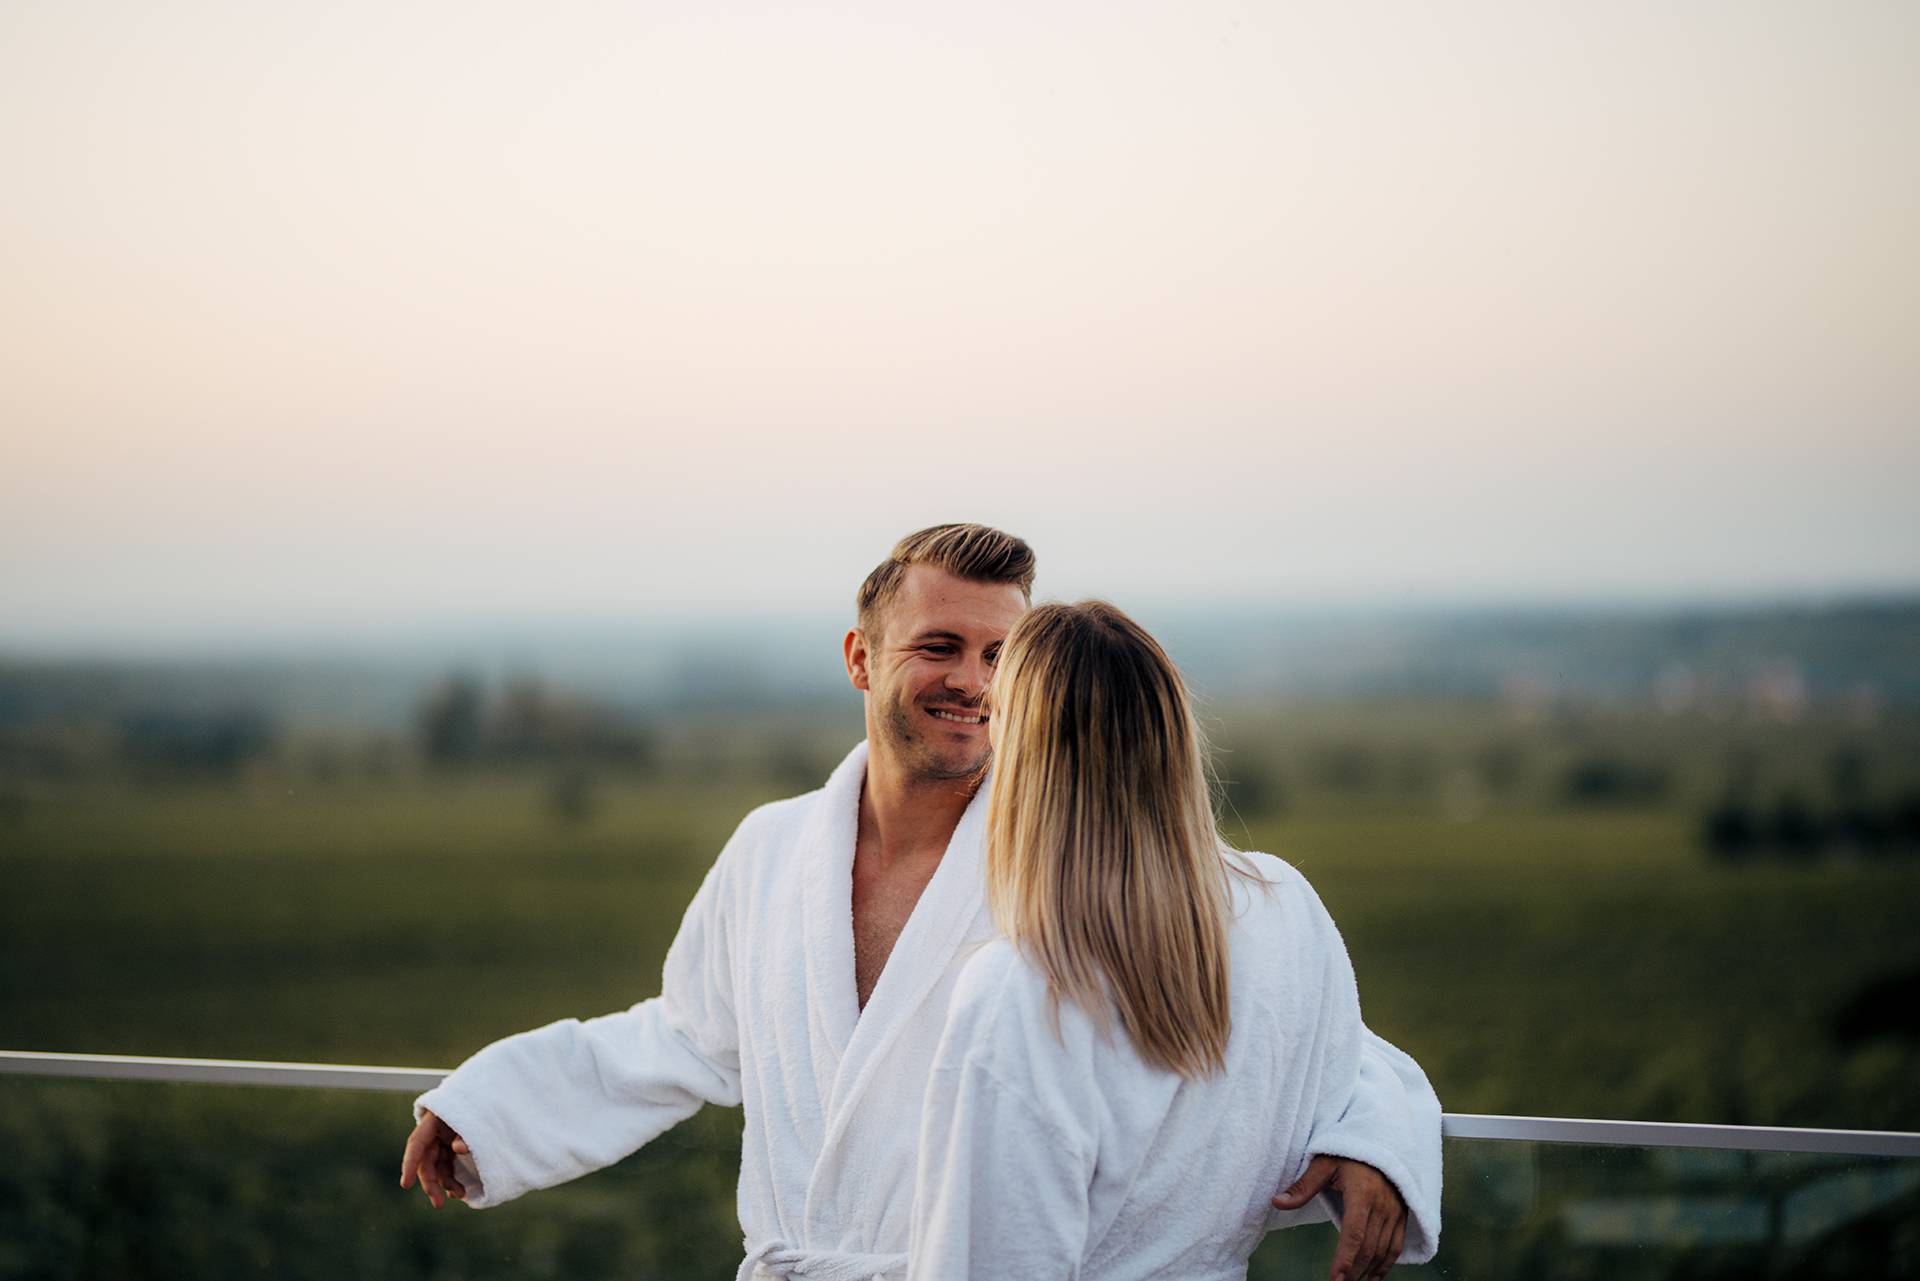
[1280,870,1442,1269]
[908,1054,1096,1281]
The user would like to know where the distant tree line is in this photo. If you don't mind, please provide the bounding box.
[412,674,660,824]
[116,708,275,778]
[0,674,655,787]
[1703,792,1920,861]
[414,675,653,769]
[1702,749,1920,861]
[1222,739,1674,814]
[1558,756,1670,805]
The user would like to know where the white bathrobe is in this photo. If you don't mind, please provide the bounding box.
[414,742,1441,1280]
[910,852,1391,1281]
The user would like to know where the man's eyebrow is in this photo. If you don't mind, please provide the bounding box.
[903,630,966,644]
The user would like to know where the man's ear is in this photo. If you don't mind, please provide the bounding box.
[844,628,873,692]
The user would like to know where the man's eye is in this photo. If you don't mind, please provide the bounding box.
[924,645,956,656]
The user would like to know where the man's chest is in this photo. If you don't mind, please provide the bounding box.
[849,840,944,1009]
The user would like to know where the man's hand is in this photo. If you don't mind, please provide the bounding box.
[399,1108,470,1209]
[1273,1155,1407,1281]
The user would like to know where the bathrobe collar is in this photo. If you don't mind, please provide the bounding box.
[799,739,993,1148]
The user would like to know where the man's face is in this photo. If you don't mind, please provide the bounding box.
[848,564,1029,782]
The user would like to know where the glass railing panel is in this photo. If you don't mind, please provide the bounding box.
[3,1069,1917,1280]
[0,1074,747,1280]
[1251,1136,1920,1279]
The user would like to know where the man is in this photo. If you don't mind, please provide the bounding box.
[401,524,1441,1281]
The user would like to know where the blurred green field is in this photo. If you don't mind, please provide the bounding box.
[2,704,1916,1277]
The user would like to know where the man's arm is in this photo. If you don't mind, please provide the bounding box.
[398,832,745,1210]
[1273,1029,1443,1279]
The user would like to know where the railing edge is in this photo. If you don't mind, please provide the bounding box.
[5,1051,1919,1157]
[0,1050,445,1094]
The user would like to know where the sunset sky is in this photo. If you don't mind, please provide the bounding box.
[3,1,1915,647]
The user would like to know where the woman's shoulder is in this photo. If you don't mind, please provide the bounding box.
[1224,849,1352,968]
[940,936,1166,1140]
[1226,849,1323,916]
[942,938,1107,1073]
[952,935,1026,1002]
[948,937,1054,1036]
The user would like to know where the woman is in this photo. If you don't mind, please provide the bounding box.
[907,601,1405,1280]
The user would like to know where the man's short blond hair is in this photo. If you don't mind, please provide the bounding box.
[856,524,1036,639]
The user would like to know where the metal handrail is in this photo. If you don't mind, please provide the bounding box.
[0,1049,442,1093]
[1440,1111,1920,1158]
[6,1050,1919,1158]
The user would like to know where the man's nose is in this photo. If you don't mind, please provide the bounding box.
[946,655,989,700]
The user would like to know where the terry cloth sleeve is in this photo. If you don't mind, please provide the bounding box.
[907,957,1096,1281]
[1302,1029,1443,1263]
[1293,879,1442,1264]
[410,827,745,1210]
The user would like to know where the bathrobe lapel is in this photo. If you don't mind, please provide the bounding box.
[818,773,991,1147]
[798,742,867,1116]
[792,746,995,1246]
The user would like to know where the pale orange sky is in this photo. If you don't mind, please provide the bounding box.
[2,1,1916,643]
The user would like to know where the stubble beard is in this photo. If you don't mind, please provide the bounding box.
[880,689,991,783]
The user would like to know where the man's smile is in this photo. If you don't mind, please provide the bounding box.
[927,707,986,726]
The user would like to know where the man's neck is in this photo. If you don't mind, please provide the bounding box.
[858,742,979,867]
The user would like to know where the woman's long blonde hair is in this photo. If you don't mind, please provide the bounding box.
[985,601,1233,1079]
